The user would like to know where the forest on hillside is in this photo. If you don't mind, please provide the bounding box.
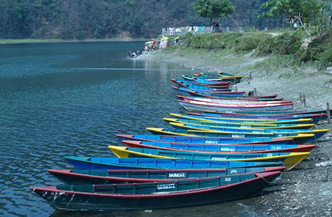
[0,0,281,39]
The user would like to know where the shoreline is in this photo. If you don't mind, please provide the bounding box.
[0,38,149,45]
[137,48,332,217]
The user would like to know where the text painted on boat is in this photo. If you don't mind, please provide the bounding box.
[168,173,186,178]
[220,147,235,151]
[157,183,176,190]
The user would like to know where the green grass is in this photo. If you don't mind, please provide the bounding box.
[168,29,332,70]
[0,39,50,44]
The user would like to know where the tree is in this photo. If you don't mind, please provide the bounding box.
[260,0,330,35]
[192,0,235,25]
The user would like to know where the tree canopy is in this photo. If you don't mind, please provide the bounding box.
[260,0,331,35]
[192,0,235,25]
[0,0,282,39]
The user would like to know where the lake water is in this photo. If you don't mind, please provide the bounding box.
[0,42,260,217]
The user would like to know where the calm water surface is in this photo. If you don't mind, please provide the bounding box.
[0,42,260,217]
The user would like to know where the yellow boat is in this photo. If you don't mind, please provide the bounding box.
[163,118,315,130]
[108,146,310,170]
[169,113,314,125]
[146,127,315,144]
[167,122,328,140]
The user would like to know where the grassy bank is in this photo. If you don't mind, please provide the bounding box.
[167,30,332,69]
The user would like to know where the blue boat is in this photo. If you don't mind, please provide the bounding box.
[170,114,316,124]
[163,117,315,130]
[64,157,284,170]
[171,79,230,89]
[172,86,244,97]
[168,122,328,141]
[122,140,316,153]
[146,128,315,144]
[116,134,296,144]
[186,111,324,123]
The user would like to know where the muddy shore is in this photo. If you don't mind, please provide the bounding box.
[136,49,332,217]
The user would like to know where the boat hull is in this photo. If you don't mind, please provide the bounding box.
[65,157,284,170]
[31,172,280,211]
[48,166,285,184]
[116,134,296,145]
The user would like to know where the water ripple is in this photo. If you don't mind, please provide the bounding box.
[0,42,191,217]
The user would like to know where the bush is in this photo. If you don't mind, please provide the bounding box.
[272,32,302,55]
[318,48,332,68]
[255,36,274,56]
[298,30,332,63]
[234,35,261,52]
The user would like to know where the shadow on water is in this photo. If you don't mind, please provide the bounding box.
[49,189,284,217]
[50,199,262,217]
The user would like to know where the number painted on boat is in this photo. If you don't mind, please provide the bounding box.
[230,169,238,174]
[220,147,235,151]
[225,178,232,182]
[157,183,176,190]
[211,157,227,160]
[168,173,186,178]
[271,146,282,150]
[205,140,218,144]
[232,134,245,138]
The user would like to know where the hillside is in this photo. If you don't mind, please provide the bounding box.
[0,0,280,39]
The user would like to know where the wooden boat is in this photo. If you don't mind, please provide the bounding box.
[179,100,294,111]
[176,94,284,102]
[108,146,309,170]
[171,79,230,90]
[64,157,284,170]
[182,75,231,86]
[122,140,316,153]
[163,118,315,130]
[186,111,325,123]
[146,128,315,144]
[177,95,284,102]
[193,108,332,118]
[173,86,245,97]
[185,89,278,99]
[30,172,280,211]
[186,90,278,99]
[194,73,243,83]
[116,134,296,145]
[190,81,231,88]
[167,122,328,141]
[179,95,292,105]
[169,113,316,124]
[183,74,243,83]
[47,166,285,184]
[195,71,237,76]
[176,95,283,102]
[173,85,232,92]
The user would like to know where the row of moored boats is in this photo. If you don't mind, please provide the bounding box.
[31,71,331,211]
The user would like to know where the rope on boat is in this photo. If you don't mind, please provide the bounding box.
[261,171,283,185]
